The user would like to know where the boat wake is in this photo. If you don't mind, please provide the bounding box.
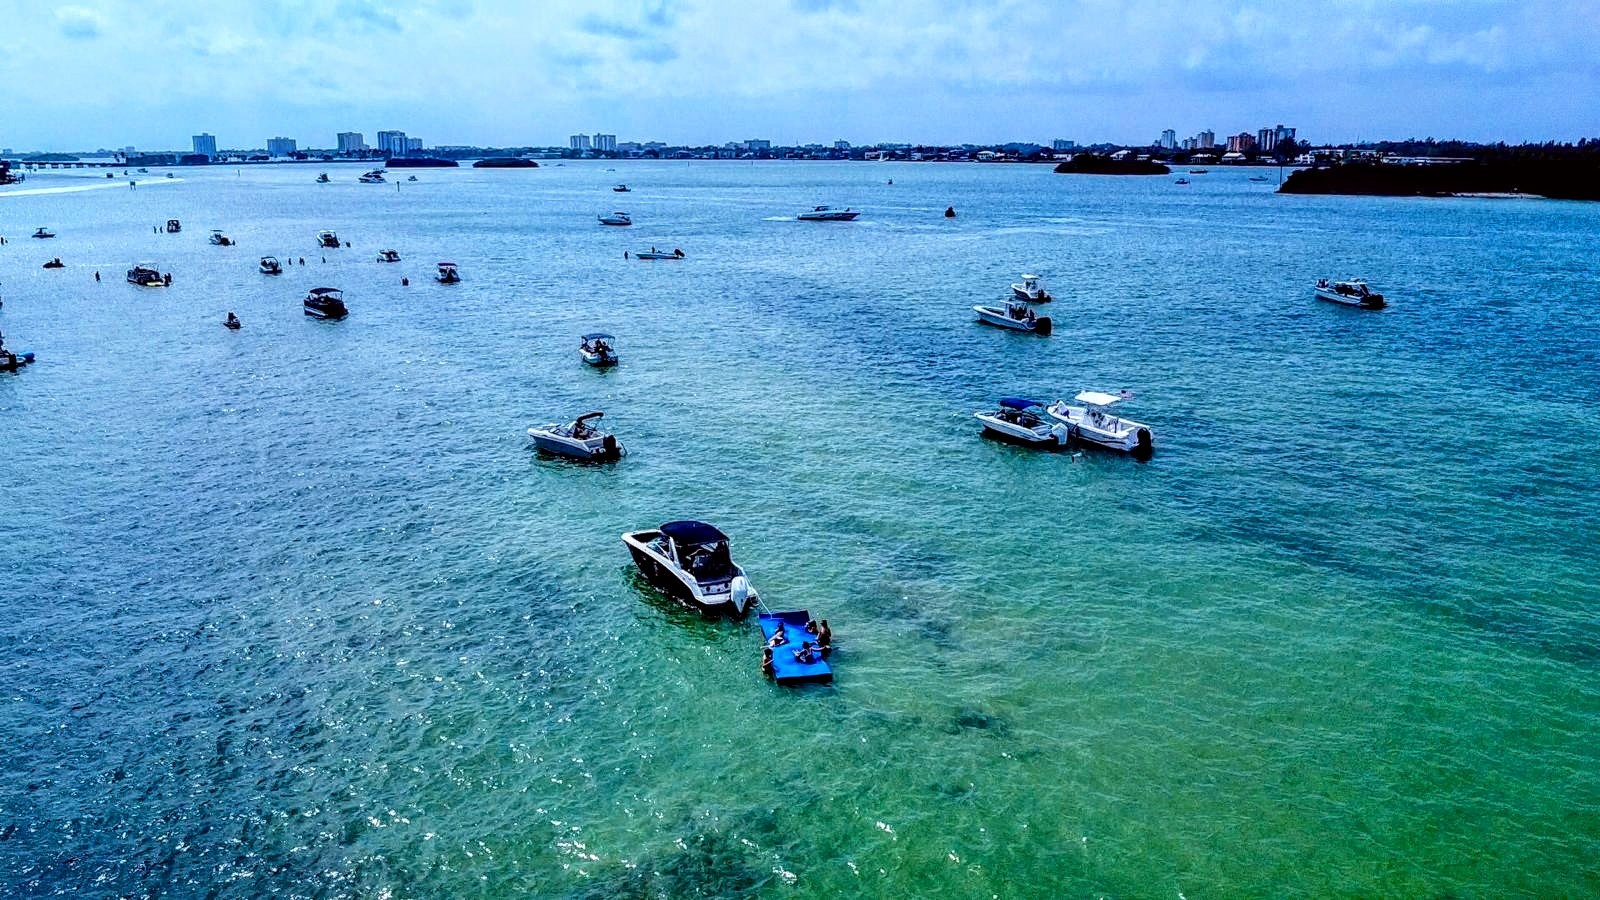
[1,178,183,198]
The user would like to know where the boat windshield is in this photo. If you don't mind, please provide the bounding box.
[678,540,733,582]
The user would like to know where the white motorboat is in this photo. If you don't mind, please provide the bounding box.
[1011,275,1051,303]
[528,411,624,461]
[209,230,234,246]
[598,211,632,226]
[974,398,1071,447]
[621,520,757,617]
[797,206,860,221]
[376,249,401,263]
[631,248,684,260]
[259,256,283,275]
[1046,391,1154,454]
[436,262,461,283]
[317,230,340,248]
[580,333,618,367]
[974,302,1052,335]
[1315,278,1385,309]
[613,184,631,192]
[359,169,386,184]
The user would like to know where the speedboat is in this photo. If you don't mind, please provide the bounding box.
[0,347,36,374]
[1174,178,1191,185]
[580,333,618,367]
[974,302,1052,335]
[358,170,386,184]
[797,206,860,221]
[632,248,684,260]
[303,287,348,320]
[407,175,417,182]
[31,227,54,239]
[1315,278,1386,309]
[527,411,624,461]
[436,262,461,283]
[613,184,631,192]
[209,230,234,246]
[1011,275,1051,303]
[974,397,1071,447]
[127,264,164,287]
[376,249,401,263]
[598,211,632,226]
[165,219,182,233]
[317,230,340,248]
[621,520,758,617]
[316,173,330,183]
[224,313,241,330]
[41,258,65,269]
[1046,391,1154,454]
[1248,174,1271,183]
[260,256,283,275]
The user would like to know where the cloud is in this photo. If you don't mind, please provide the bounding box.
[55,6,104,39]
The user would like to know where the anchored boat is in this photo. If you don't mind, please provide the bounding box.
[622,521,757,617]
[974,302,1051,335]
[209,230,234,246]
[1046,391,1154,454]
[376,249,401,263]
[598,211,632,226]
[974,397,1071,447]
[317,230,340,248]
[436,262,461,283]
[527,411,624,461]
[31,227,54,239]
[259,256,283,275]
[1315,278,1385,309]
[797,206,860,221]
[126,264,164,287]
[358,169,386,184]
[580,333,618,367]
[303,287,348,320]
[632,248,684,260]
[1010,274,1051,303]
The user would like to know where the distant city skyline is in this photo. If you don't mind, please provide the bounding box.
[8,1,1598,151]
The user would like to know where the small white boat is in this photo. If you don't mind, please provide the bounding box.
[359,170,386,184]
[259,256,283,275]
[528,411,624,461]
[598,211,632,226]
[632,248,684,260]
[621,521,757,617]
[31,227,55,239]
[436,262,461,283]
[613,184,631,192]
[1046,391,1154,454]
[1315,278,1385,309]
[1174,178,1191,185]
[974,302,1051,335]
[376,249,401,263]
[580,333,618,367]
[317,230,340,248]
[209,230,234,246]
[1248,174,1271,183]
[974,398,1071,447]
[797,206,860,221]
[1010,275,1051,303]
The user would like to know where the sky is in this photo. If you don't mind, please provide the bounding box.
[4,0,1598,151]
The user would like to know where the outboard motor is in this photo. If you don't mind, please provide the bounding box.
[601,434,618,457]
[730,576,751,615]
[1051,423,1071,446]
[1034,316,1053,336]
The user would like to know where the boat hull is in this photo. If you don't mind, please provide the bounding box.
[528,428,623,461]
[797,212,859,221]
[973,306,1051,335]
[1315,287,1384,309]
[304,303,347,320]
[1011,287,1050,303]
[1046,405,1154,454]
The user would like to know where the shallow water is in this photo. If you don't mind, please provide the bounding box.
[2,161,1598,897]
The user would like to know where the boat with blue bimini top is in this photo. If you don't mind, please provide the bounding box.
[303,287,348,320]
[759,610,833,685]
[974,397,1072,447]
[622,520,758,617]
[580,333,618,367]
[527,411,624,461]
[974,302,1052,335]
[1046,391,1154,455]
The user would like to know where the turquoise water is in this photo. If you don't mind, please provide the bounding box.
[2,162,1598,897]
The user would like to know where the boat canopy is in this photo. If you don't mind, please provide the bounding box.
[308,287,343,297]
[660,520,728,547]
[1000,397,1045,411]
[581,332,615,342]
[261,256,278,264]
[1020,274,1039,280]
[1075,391,1124,407]
[438,261,458,267]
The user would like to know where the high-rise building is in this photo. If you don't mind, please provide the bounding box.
[1198,130,1216,149]
[570,134,591,151]
[1256,127,1277,152]
[1227,132,1257,153]
[404,137,423,154]
[337,132,366,153]
[592,133,617,152]
[192,133,217,159]
[376,130,408,156]
[1274,125,1296,146]
[1159,129,1177,150]
[266,137,297,157]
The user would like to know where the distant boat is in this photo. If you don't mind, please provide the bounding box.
[259,256,283,275]
[1174,178,1190,185]
[358,170,386,184]
[974,302,1051,335]
[316,172,330,183]
[528,411,625,462]
[1189,169,1209,174]
[613,184,631,192]
[317,230,340,248]
[1010,275,1051,303]
[31,227,54,239]
[127,264,164,287]
[975,397,1071,447]
[304,287,348,319]
[580,333,619,367]
[598,211,632,226]
[1046,391,1154,454]
[407,175,417,181]
[632,248,684,260]
[797,206,860,221]
[165,219,182,233]
[1248,174,1271,183]
[208,230,234,246]
[473,157,539,169]
[376,249,401,263]
[436,262,461,283]
[1315,278,1386,309]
